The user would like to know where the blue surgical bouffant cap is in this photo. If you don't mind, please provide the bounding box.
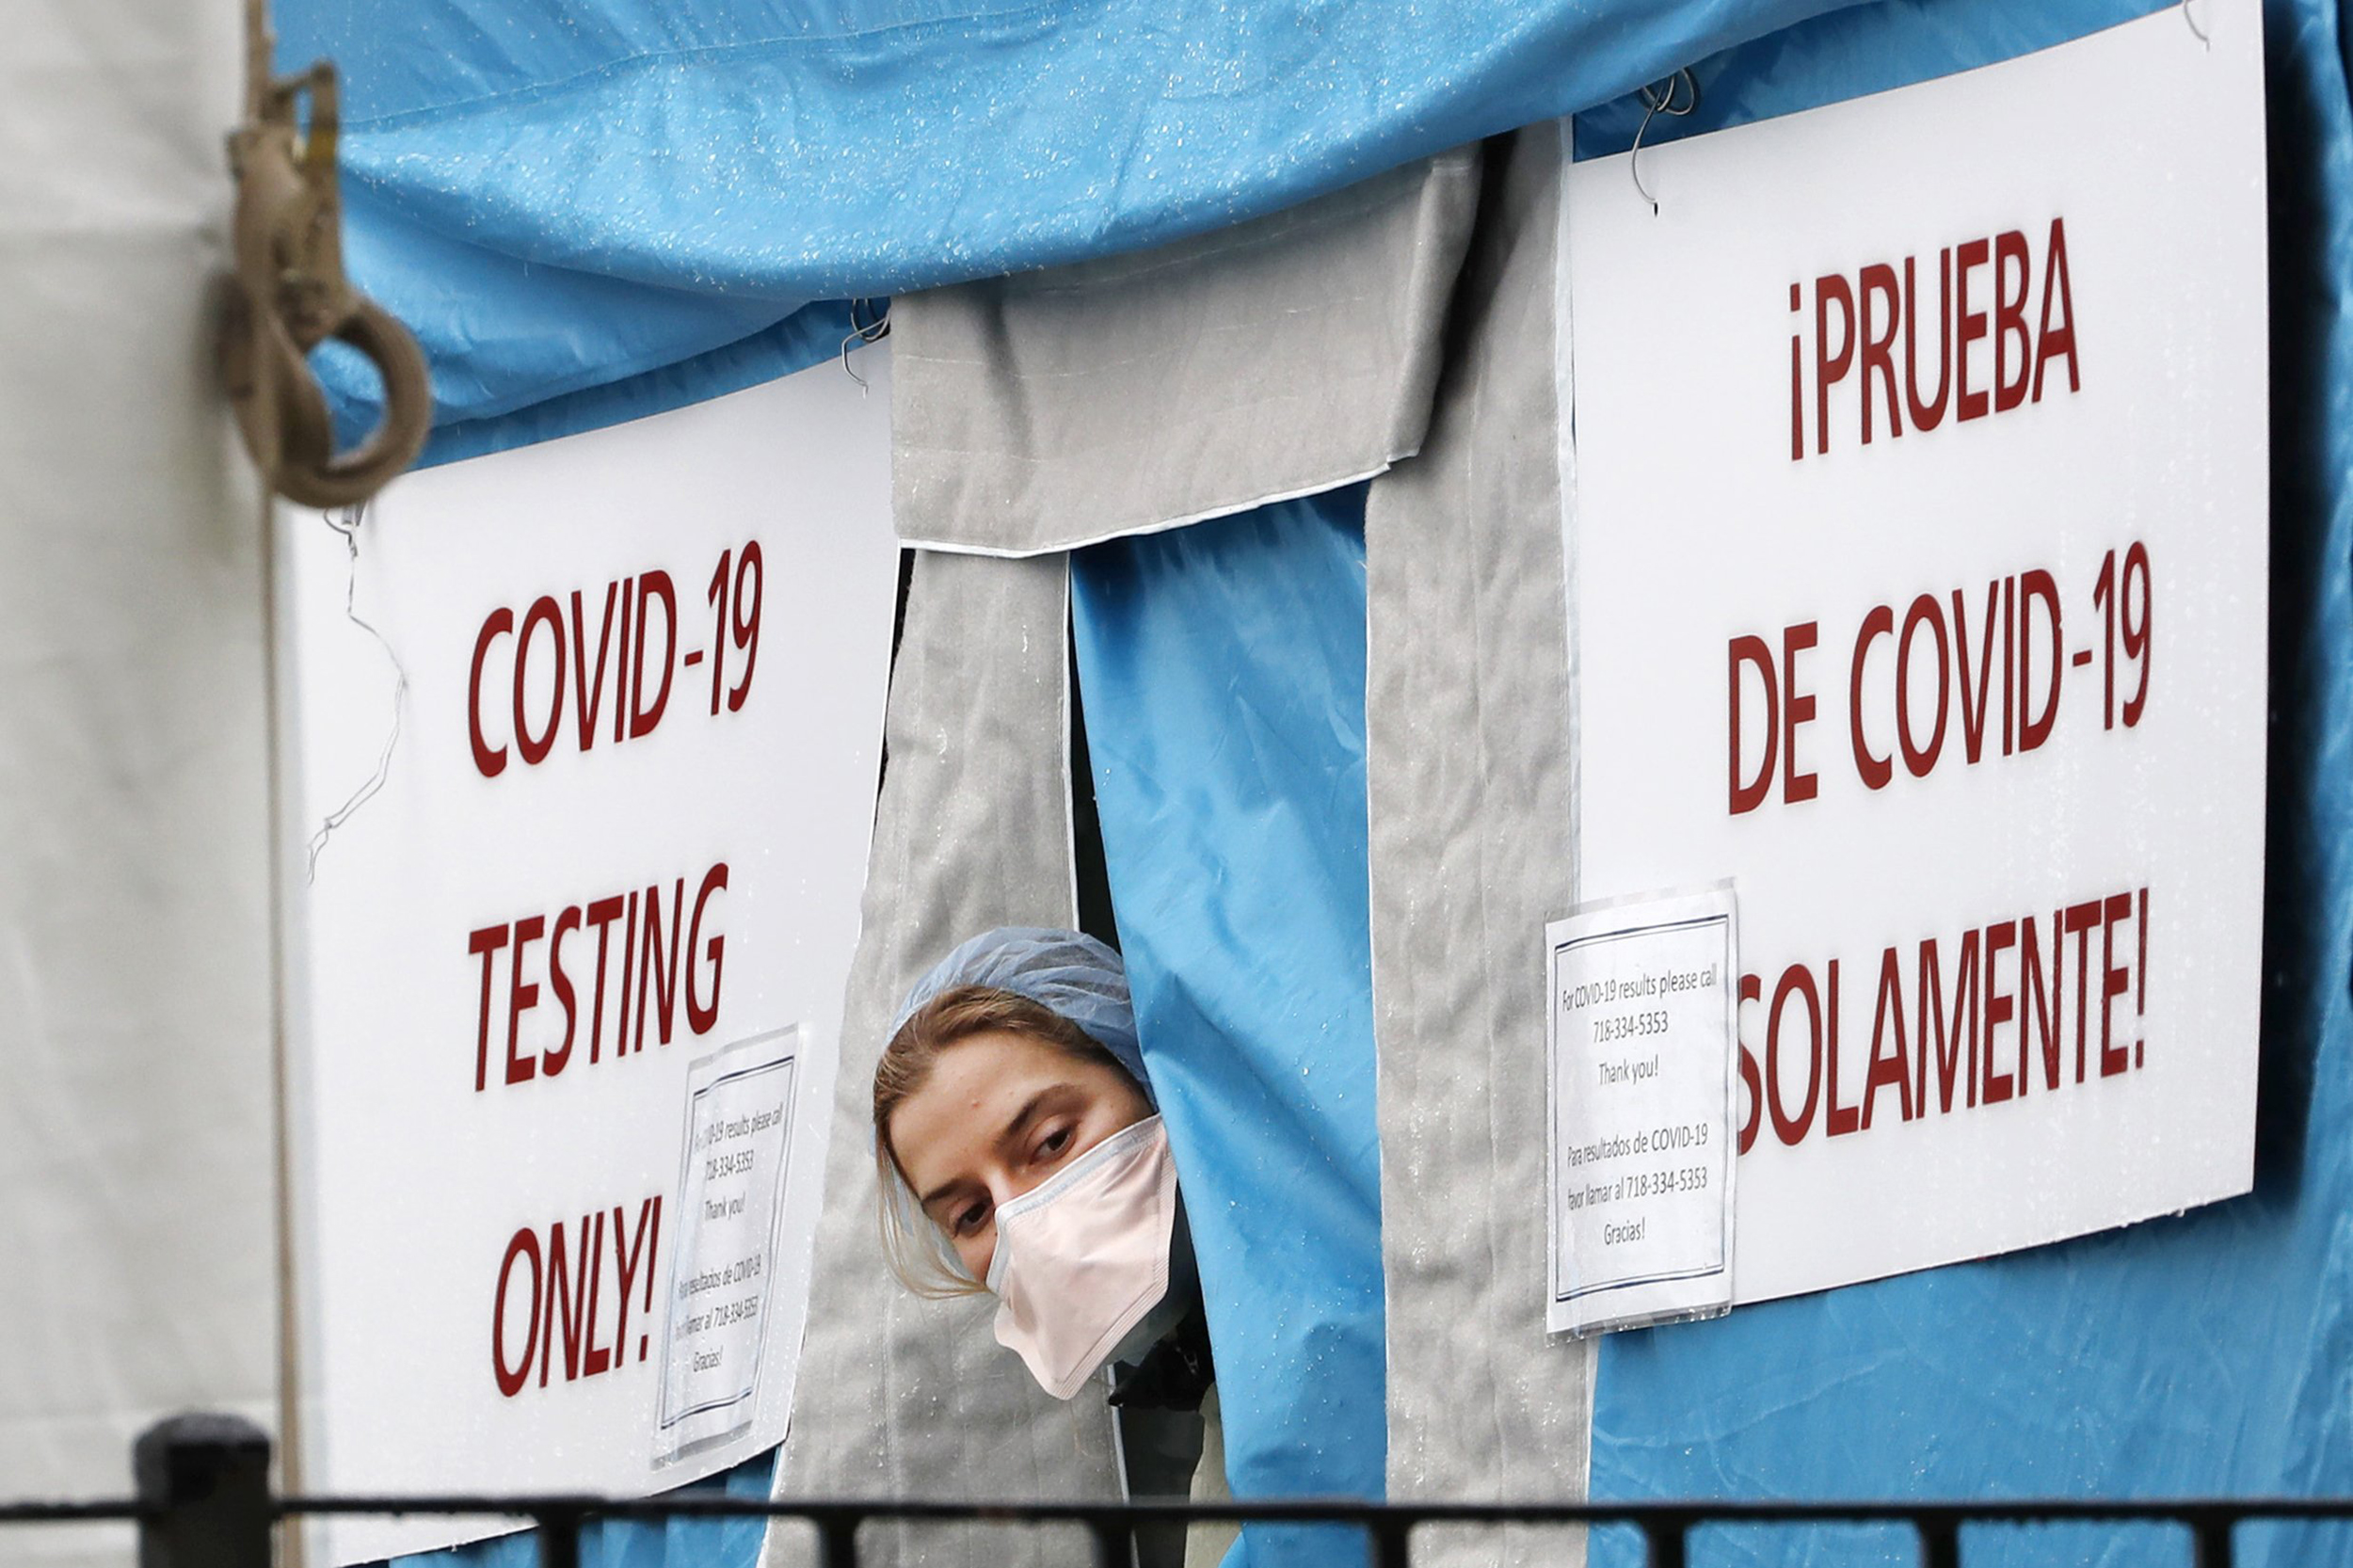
[889,928,1152,1105]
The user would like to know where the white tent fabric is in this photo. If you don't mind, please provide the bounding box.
[769,551,1120,1567]
[0,0,278,1550]
[889,151,1481,556]
[1363,123,1593,1567]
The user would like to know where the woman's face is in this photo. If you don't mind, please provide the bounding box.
[888,1028,1153,1285]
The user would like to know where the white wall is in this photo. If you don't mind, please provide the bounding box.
[0,0,277,1551]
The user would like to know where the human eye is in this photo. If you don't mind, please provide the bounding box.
[951,1197,990,1237]
[1036,1125,1073,1160]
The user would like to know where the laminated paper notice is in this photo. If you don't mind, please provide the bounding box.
[656,1027,798,1464]
[1547,886,1739,1336]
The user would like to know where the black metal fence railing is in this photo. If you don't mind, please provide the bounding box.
[6,1416,2351,1568]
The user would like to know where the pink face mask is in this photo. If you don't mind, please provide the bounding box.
[984,1114,1179,1400]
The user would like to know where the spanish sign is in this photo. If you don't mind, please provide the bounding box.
[1547,884,1739,1336]
[1559,1,2266,1305]
[280,354,899,1562]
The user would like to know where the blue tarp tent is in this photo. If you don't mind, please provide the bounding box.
[280,0,2353,1564]
[281,0,1853,458]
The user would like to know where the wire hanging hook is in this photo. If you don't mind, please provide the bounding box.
[1629,69,1701,216]
[839,297,892,393]
[305,503,409,879]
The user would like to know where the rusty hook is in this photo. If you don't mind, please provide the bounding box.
[222,60,430,508]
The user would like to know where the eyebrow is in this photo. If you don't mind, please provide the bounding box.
[918,1086,1058,1212]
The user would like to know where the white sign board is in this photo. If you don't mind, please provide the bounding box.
[1561,2,2267,1305]
[1547,885,1739,1336]
[280,354,900,1561]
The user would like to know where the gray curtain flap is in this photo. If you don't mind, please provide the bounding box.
[892,149,1482,555]
[768,550,1119,1568]
[1364,122,1593,1568]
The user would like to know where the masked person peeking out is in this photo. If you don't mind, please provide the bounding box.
[873,929,1232,1564]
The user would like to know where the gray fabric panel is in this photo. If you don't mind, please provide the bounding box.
[891,149,1482,556]
[1364,124,1592,1567]
[770,549,1119,1568]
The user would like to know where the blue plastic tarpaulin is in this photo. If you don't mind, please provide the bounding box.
[278,0,1865,456]
[1073,491,1385,1567]
[381,1451,776,1568]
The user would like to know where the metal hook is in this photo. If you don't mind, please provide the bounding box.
[2182,0,2210,47]
[1629,69,1701,216]
[305,501,409,879]
[839,297,892,393]
[222,60,430,507]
